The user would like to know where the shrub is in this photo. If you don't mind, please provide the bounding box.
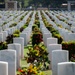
[13,34,19,37]
[20,16,24,20]
[20,27,24,32]
[0,42,7,50]
[53,33,63,44]
[25,43,50,70]
[32,24,43,46]
[0,42,3,50]
[62,41,75,60]
[32,24,38,31]
[9,22,17,27]
[6,35,13,44]
[46,25,63,44]
[26,18,31,25]
[13,30,20,37]
[50,28,59,34]
[13,30,20,34]
[57,24,63,28]
[3,42,7,49]
[32,33,43,46]
[20,24,28,32]
[2,22,7,26]
[34,20,40,28]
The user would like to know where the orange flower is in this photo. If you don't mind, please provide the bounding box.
[20,70,24,72]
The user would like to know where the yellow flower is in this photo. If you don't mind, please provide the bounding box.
[28,64,33,69]
[32,69,37,74]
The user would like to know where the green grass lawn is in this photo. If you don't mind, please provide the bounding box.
[19,45,52,75]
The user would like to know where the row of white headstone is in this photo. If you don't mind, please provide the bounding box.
[38,11,75,75]
[0,36,25,75]
[0,11,36,75]
[0,11,32,43]
[43,10,75,41]
[0,11,24,31]
[0,11,25,27]
[20,11,36,46]
[48,10,75,32]
[1,11,30,31]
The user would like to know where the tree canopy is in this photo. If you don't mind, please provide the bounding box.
[0,0,75,8]
[24,0,67,8]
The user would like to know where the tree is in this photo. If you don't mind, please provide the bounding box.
[28,0,68,8]
[0,0,69,8]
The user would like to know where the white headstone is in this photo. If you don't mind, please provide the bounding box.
[58,62,75,75]
[0,27,2,32]
[52,50,69,75]
[0,33,3,42]
[0,61,8,75]
[8,43,21,69]
[47,44,62,69]
[22,31,30,44]
[20,33,27,46]
[68,33,75,41]
[2,31,8,42]
[0,50,16,75]
[71,27,75,33]
[43,33,52,46]
[13,37,24,58]
[47,38,57,46]
[47,44,62,59]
